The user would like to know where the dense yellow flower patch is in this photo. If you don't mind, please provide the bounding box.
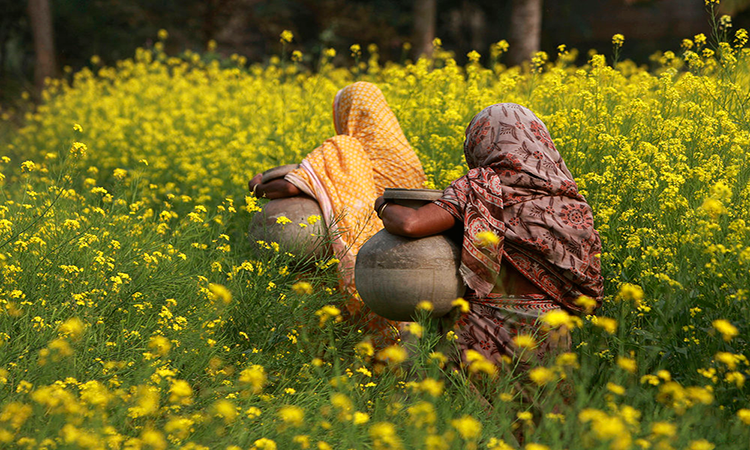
[1,13,750,449]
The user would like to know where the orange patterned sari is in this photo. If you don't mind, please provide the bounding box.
[285,82,426,342]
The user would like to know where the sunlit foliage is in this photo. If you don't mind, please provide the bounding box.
[1,12,750,448]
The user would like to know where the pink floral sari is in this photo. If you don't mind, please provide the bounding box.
[434,103,603,366]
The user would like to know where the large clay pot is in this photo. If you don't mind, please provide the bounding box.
[248,164,330,259]
[355,188,466,321]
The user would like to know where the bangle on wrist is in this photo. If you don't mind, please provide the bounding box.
[376,201,390,218]
[251,184,258,197]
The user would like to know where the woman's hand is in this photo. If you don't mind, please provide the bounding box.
[375,197,455,238]
[374,195,387,215]
[248,173,263,194]
[248,175,302,199]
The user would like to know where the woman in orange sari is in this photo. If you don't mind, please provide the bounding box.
[248,81,426,344]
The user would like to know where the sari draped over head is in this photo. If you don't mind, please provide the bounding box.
[285,81,426,310]
[434,103,603,312]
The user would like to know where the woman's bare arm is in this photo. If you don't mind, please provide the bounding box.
[375,196,455,238]
[248,174,302,199]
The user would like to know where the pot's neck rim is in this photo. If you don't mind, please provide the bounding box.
[383,188,443,202]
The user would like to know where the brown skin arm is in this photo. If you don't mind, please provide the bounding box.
[248,173,302,199]
[374,196,456,238]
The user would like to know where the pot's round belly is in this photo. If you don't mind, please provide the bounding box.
[247,196,330,259]
[355,229,466,321]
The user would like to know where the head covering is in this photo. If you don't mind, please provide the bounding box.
[331,82,424,189]
[285,82,426,298]
[434,103,603,312]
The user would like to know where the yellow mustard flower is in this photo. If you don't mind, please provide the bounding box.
[450,415,482,440]
[291,281,314,295]
[617,356,638,374]
[451,297,470,313]
[474,230,500,247]
[712,319,738,341]
[278,405,304,427]
[377,345,408,365]
[280,30,294,43]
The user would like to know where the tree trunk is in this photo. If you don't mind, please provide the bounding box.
[413,0,436,57]
[507,0,543,66]
[28,0,57,91]
[0,19,9,76]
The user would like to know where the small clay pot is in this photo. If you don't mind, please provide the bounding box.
[248,196,331,259]
[261,164,299,184]
[355,188,466,321]
[248,164,330,259]
[248,196,330,260]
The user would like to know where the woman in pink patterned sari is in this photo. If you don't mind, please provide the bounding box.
[374,103,603,370]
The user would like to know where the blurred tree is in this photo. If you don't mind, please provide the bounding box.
[626,0,750,15]
[219,0,412,61]
[720,0,750,14]
[445,1,488,58]
[414,0,437,56]
[28,0,57,91]
[5,0,743,106]
[507,0,542,65]
[202,0,234,43]
[0,1,26,74]
[52,0,196,66]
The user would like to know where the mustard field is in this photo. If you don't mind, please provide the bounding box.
[1,17,750,450]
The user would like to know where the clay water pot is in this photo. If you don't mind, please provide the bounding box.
[248,164,330,259]
[355,188,466,321]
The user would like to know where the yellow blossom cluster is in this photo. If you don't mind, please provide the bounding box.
[1,13,750,448]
